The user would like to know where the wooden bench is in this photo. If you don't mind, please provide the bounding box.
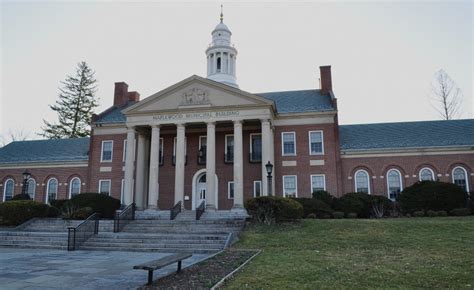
[133,253,192,285]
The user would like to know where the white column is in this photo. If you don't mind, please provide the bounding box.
[233,120,244,209]
[135,133,146,209]
[148,125,160,209]
[213,53,217,74]
[206,122,216,209]
[270,126,275,195]
[174,123,186,208]
[261,120,272,196]
[124,127,136,205]
[227,54,230,74]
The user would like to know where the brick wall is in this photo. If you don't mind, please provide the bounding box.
[0,166,88,202]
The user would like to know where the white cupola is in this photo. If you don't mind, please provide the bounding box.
[205,8,238,88]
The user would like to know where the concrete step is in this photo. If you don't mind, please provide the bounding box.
[94,232,228,240]
[83,241,224,249]
[78,245,220,254]
[0,243,68,250]
[88,237,225,245]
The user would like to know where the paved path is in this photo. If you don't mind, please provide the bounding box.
[0,248,210,290]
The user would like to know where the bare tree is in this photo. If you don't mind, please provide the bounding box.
[430,69,463,120]
[0,129,30,147]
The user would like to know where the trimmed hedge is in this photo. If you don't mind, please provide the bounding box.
[292,198,333,218]
[69,193,121,219]
[0,200,59,226]
[398,181,468,213]
[312,190,334,206]
[333,192,392,218]
[11,194,32,201]
[449,208,471,216]
[245,196,303,224]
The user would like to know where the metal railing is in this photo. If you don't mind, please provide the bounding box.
[170,201,182,220]
[113,203,136,233]
[196,201,205,220]
[67,213,99,251]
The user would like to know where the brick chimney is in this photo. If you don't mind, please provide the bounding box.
[319,65,332,95]
[114,82,129,107]
[127,91,140,102]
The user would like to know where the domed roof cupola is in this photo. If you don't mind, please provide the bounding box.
[206,6,238,88]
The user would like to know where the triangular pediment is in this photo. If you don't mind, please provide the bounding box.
[123,75,274,115]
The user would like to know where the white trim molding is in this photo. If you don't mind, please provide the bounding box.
[452,166,470,192]
[308,130,324,155]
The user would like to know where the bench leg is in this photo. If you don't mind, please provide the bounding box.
[147,270,154,285]
[177,260,182,273]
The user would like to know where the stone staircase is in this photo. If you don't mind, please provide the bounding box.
[0,210,247,253]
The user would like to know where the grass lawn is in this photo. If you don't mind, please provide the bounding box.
[224,217,474,289]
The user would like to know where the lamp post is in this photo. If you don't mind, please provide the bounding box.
[21,169,31,195]
[265,161,273,196]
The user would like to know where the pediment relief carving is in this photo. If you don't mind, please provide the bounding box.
[180,88,211,106]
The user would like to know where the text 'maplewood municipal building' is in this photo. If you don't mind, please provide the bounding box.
[1,15,473,210]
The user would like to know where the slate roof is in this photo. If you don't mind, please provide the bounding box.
[0,138,90,164]
[339,119,474,151]
[94,102,136,124]
[256,89,335,114]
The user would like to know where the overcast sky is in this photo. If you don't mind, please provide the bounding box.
[1,1,472,143]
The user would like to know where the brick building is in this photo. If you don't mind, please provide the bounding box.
[1,16,473,210]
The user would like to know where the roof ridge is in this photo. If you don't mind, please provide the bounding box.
[340,119,474,127]
[255,88,319,95]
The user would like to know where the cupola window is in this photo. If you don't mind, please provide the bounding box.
[217,57,221,72]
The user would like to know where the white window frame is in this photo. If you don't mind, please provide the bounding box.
[225,134,234,154]
[452,166,470,192]
[199,135,207,150]
[3,178,15,202]
[69,177,81,199]
[228,181,234,199]
[282,175,298,197]
[419,167,435,181]
[101,140,114,162]
[308,131,324,155]
[26,178,36,199]
[98,179,112,196]
[253,180,262,197]
[250,133,262,159]
[120,179,125,203]
[123,139,127,162]
[159,137,164,165]
[45,178,58,204]
[281,132,296,156]
[354,169,371,194]
[386,169,403,200]
[310,174,326,193]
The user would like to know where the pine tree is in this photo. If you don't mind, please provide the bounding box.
[40,61,99,139]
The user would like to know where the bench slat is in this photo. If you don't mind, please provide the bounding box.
[133,253,192,270]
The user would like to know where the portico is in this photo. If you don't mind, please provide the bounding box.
[121,76,276,211]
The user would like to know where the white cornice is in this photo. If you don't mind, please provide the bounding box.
[341,146,474,158]
[0,161,89,169]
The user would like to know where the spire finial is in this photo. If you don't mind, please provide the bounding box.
[220,4,223,23]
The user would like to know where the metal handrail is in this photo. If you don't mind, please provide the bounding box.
[67,213,99,251]
[113,203,136,233]
[196,201,205,220]
[170,201,182,220]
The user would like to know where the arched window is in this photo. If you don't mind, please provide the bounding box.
[387,169,402,200]
[419,167,435,181]
[217,57,221,72]
[452,167,469,192]
[3,179,14,201]
[46,178,58,203]
[26,178,36,199]
[355,170,370,194]
[69,177,81,198]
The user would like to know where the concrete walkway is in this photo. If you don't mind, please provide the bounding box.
[0,248,210,289]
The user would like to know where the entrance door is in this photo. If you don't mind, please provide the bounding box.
[196,174,207,208]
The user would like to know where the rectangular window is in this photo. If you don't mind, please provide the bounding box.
[198,136,207,165]
[98,180,111,196]
[253,180,262,197]
[159,138,164,165]
[123,140,127,162]
[101,140,113,162]
[250,134,262,162]
[121,179,124,203]
[311,174,326,193]
[173,137,187,165]
[283,175,297,197]
[225,135,234,163]
[228,181,234,199]
[309,131,324,155]
[282,132,296,156]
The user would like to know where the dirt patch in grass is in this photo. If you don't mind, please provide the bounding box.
[141,249,258,290]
